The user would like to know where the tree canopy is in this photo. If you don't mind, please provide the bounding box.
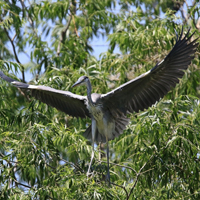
[0,0,200,199]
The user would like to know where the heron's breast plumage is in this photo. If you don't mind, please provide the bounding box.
[87,101,117,140]
[87,102,103,121]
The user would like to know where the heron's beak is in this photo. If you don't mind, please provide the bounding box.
[72,81,81,88]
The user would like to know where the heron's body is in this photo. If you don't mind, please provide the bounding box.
[85,92,129,142]
[84,90,120,180]
[88,95,109,137]
[87,94,103,121]
[0,28,199,184]
[92,108,114,141]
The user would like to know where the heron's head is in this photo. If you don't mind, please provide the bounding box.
[72,76,89,88]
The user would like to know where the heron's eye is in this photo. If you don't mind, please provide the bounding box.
[83,76,88,81]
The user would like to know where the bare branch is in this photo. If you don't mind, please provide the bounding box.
[0,153,18,164]
[72,15,79,37]
[19,0,25,10]
[98,160,137,175]
[63,16,73,38]
[19,0,35,30]
[0,152,19,188]
[46,163,57,170]
[17,88,31,102]
[127,155,153,200]
[13,179,32,189]
[111,182,129,199]
[182,0,196,24]
[14,178,55,200]
[184,0,189,7]
[56,1,78,58]
[57,15,72,57]
[12,33,17,42]
[3,28,25,82]
[59,156,84,172]
[196,18,200,32]
[180,6,188,23]
[3,28,21,65]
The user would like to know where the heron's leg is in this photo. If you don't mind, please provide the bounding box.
[98,142,101,162]
[106,138,110,185]
[87,119,96,177]
[87,146,94,176]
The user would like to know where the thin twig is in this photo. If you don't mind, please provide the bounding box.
[182,0,196,24]
[17,88,31,102]
[72,15,79,37]
[3,28,25,82]
[57,15,72,57]
[14,179,32,189]
[98,160,137,175]
[60,157,83,172]
[3,29,21,65]
[14,177,55,200]
[111,182,129,199]
[1,152,19,188]
[12,33,16,42]
[195,18,200,32]
[62,15,73,37]
[19,0,25,10]
[3,26,31,100]
[20,0,45,75]
[180,6,188,24]
[46,163,56,170]
[46,195,57,200]
[14,178,55,199]
[127,155,153,199]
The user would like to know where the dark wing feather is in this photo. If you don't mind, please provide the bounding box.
[101,28,199,114]
[0,71,90,118]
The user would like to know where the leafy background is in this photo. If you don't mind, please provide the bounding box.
[0,0,200,199]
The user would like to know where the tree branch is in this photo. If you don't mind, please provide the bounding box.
[111,182,129,199]
[13,179,32,189]
[0,152,19,188]
[98,160,137,175]
[180,5,188,24]
[127,155,153,200]
[3,28,25,82]
[59,156,84,172]
[72,15,79,37]
[182,0,196,25]
[195,18,200,32]
[56,1,78,58]
[56,15,72,57]
[14,178,55,200]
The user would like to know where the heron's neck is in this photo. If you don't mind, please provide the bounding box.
[86,79,94,105]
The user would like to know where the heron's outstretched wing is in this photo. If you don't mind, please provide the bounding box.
[101,28,199,115]
[0,71,90,118]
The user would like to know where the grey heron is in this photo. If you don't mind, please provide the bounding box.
[0,28,199,184]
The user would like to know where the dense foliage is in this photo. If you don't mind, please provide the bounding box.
[0,0,200,199]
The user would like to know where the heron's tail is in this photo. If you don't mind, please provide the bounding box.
[83,125,106,143]
[83,115,130,143]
